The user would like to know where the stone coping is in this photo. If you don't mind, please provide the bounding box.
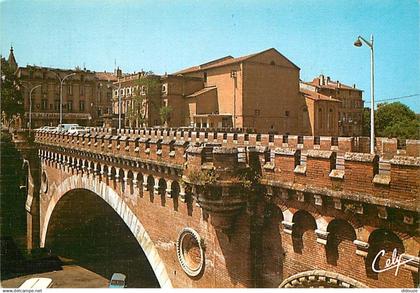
[390,156,420,167]
[306,149,333,159]
[344,152,377,162]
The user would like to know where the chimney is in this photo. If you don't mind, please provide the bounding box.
[326,76,330,84]
[320,74,325,85]
[337,80,341,88]
[353,84,356,88]
[116,67,122,78]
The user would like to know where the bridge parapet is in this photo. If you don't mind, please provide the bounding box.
[35,130,419,214]
[85,127,420,156]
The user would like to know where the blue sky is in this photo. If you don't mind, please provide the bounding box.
[1,0,419,112]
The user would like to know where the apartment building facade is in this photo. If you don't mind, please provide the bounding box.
[111,70,162,128]
[173,48,311,134]
[10,48,116,128]
[302,75,364,136]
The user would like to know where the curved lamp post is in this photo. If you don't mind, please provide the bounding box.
[354,34,375,154]
[109,81,122,131]
[51,71,76,125]
[22,84,41,131]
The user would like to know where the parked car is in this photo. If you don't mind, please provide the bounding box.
[57,123,79,132]
[36,126,58,132]
[19,277,53,289]
[68,125,90,135]
[109,273,126,288]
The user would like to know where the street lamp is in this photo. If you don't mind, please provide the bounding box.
[22,84,41,131]
[51,71,76,125]
[109,81,122,131]
[354,34,375,154]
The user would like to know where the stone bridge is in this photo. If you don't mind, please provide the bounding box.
[13,128,419,288]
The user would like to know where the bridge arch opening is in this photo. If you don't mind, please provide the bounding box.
[41,175,172,288]
[45,189,160,288]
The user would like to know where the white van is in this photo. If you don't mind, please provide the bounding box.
[19,277,53,289]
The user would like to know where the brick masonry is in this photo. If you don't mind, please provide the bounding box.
[14,129,420,288]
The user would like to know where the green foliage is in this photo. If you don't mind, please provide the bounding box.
[0,131,12,143]
[159,105,172,124]
[375,102,419,139]
[186,168,217,186]
[127,72,161,127]
[362,107,371,136]
[1,58,23,125]
[232,167,261,192]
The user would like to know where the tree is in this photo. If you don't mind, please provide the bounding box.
[362,107,371,137]
[1,58,23,127]
[159,105,172,126]
[375,102,419,139]
[127,71,161,128]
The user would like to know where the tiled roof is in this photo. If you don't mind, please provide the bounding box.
[95,72,118,81]
[186,86,217,98]
[174,48,298,75]
[301,89,341,102]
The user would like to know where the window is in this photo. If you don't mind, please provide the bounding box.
[98,108,102,117]
[67,100,73,111]
[54,99,60,111]
[203,72,207,83]
[68,84,73,95]
[162,84,167,93]
[318,108,323,129]
[79,100,85,112]
[107,92,112,99]
[222,117,231,127]
[270,61,276,65]
[285,110,290,117]
[41,99,48,110]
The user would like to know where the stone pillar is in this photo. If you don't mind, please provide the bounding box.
[142,174,149,192]
[165,179,173,198]
[132,171,139,188]
[315,217,330,245]
[107,166,113,180]
[115,167,120,182]
[11,131,41,251]
[153,176,160,195]
[86,160,92,175]
[353,240,370,258]
[281,209,294,234]
[179,184,186,202]
[93,162,98,177]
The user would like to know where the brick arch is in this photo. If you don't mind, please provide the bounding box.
[40,174,173,288]
[326,219,357,265]
[292,210,317,254]
[366,228,405,278]
[279,270,367,288]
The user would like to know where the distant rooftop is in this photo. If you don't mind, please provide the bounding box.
[174,48,299,75]
[304,75,363,92]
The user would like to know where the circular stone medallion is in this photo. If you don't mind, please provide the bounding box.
[176,227,204,277]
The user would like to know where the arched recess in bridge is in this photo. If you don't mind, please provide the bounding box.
[278,270,367,288]
[40,175,172,288]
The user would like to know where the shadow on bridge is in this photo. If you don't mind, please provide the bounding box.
[45,189,160,288]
